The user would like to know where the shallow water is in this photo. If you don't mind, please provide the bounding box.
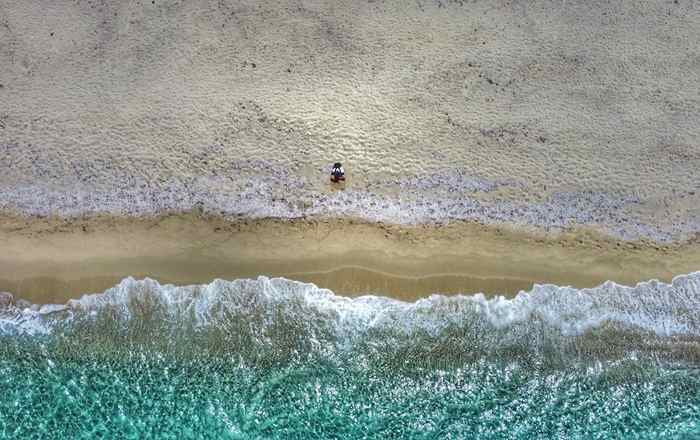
[1,275,699,438]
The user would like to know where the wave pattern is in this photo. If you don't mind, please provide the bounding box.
[3,273,700,341]
[1,275,699,438]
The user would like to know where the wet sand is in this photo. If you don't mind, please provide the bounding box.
[2,213,699,304]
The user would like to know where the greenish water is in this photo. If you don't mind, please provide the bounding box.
[1,275,699,439]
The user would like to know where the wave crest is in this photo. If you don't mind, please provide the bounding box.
[2,273,699,342]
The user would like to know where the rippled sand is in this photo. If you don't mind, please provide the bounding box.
[1,1,699,240]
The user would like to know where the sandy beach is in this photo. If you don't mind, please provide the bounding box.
[2,212,698,305]
[2,0,699,244]
[1,0,698,310]
[2,1,700,437]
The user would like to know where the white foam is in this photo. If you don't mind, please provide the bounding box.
[1,272,699,342]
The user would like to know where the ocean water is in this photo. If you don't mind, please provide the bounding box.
[1,274,699,439]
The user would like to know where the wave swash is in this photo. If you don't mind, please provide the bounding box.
[1,274,699,438]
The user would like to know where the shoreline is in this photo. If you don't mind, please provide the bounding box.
[2,212,699,305]
[3,181,698,245]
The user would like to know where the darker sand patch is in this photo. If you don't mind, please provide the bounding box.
[1,213,699,304]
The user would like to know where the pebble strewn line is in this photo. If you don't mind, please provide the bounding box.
[1,169,697,243]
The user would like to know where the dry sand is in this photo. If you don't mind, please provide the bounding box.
[1,1,699,238]
[2,213,699,305]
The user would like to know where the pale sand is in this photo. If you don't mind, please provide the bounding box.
[1,1,699,238]
[2,213,699,305]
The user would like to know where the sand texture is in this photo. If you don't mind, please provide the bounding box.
[0,1,699,241]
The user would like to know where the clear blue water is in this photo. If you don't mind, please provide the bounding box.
[1,275,699,439]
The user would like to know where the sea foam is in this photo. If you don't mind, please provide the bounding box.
[2,273,699,347]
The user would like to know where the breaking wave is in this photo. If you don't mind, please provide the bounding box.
[2,273,699,364]
[1,274,699,438]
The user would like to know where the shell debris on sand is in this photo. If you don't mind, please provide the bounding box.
[0,0,698,243]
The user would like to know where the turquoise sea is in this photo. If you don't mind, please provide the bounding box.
[1,275,699,439]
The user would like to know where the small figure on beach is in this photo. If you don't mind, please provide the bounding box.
[330,162,345,183]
